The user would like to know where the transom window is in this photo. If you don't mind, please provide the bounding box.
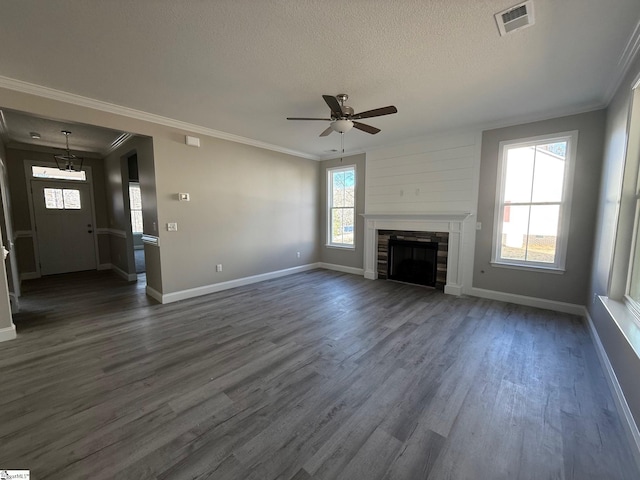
[32,165,86,181]
[328,166,355,247]
[44,188,81,210]
[492,131,577,271]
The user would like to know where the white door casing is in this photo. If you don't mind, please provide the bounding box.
[32,180,97,275]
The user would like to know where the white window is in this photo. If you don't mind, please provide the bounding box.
[129,183,143,234]
[492,131,577,271]
[43,188,81,210]
[328,166,355,247]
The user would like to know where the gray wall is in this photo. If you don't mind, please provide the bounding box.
[474,110,606,305]
[103,135,158,290]
[4,146,110,276]
[152,133,319,294]
[589,53,640,432]
[319,153,365,270]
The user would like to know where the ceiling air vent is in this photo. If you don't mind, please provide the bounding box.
[495,1,535,36]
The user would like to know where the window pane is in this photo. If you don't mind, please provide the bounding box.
[629,210,640,302]
[527,205,559,263]
[501,205,530,261]
[331,207,354,245]
[532,142,566,202]
[504,146,534,203]
[62,189,81,209]
[131,210,143,234]
[332,172,346,207]
[129,184,142,210]
[43,188,64,209]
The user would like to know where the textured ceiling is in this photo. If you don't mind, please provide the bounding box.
[0,0,638,158]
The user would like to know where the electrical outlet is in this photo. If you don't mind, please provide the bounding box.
[296,251,301,258]
[216,264,223,272]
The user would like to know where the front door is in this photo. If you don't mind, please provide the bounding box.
[32,180,96,275]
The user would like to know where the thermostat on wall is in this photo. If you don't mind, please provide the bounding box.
[179,193,190,201]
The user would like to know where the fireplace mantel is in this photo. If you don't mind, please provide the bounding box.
[361,212,472,295]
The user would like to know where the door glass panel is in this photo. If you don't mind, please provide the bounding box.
[43,188,81,209]
[44,188,64,209]
[62,189,81,209]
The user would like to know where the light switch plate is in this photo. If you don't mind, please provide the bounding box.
[179,193,190,201]
[167,222,178,231]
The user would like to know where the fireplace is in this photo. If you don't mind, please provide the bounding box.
[388,238,438,287]
[362,213,471,295]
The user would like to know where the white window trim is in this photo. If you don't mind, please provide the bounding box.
[327,165,356,248]
[491,130,578,272]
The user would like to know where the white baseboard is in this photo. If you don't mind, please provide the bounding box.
[584,306,640,470]
[364,270,376,280]
[145,285,163,303]
[97,263,112,271]
[444,284,463,296]
[0,324,17,342]
[160,263,321,304]
[319,263,364,276]
[112,264,137,282]
[19,272,40,281]
[467,287,584,315]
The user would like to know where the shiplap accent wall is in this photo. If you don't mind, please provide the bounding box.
[365,131,480,214]
[364,131,482,293]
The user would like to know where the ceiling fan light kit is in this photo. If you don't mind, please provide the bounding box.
[287,93,397,137]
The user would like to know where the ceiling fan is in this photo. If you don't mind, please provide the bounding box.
[287,94,397,137]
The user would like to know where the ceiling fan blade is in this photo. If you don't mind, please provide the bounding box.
[287,117,332,121]
[352,106,398,120]
[353,121,381,135]
[322,95,344,116]
[319,126,334,137]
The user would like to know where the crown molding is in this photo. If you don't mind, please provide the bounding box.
[0,75,320,161]
[603,19,640,105]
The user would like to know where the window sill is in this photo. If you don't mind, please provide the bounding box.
[490,261,565,275]
[325,244,355,250]
[598,296,640,360]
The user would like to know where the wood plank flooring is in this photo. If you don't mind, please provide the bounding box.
[0,269,638,479]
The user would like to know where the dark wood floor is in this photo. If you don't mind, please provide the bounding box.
[0,269,638,479]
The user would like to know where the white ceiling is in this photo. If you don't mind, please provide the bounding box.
[0,0,638,159]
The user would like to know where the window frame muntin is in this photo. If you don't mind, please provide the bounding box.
[491,130,578,272]
[327,165,356,248]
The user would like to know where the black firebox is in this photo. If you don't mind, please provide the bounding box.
[388,238,438,287]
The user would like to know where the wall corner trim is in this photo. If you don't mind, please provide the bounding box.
[583,306,640,471]
[319,263,364,276]
[0,324,17,342]
[467,287,584,315]
[145,286,163,303]
[112,264,137,282]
